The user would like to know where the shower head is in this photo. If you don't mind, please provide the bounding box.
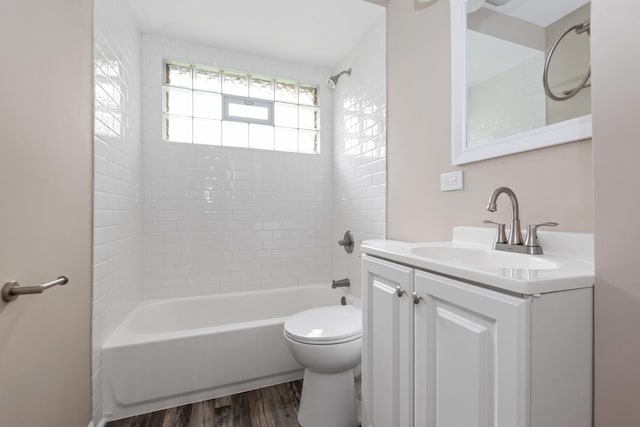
[327,68,352,88]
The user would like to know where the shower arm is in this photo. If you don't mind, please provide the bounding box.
[327,68,352,88]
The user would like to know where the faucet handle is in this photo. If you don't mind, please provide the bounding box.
[338,230,354,254]
[525,222,559,247]
[483,220,508,244]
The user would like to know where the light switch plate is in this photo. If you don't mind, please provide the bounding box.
[440,171,464,191]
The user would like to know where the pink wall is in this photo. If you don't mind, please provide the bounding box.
[592,0,640,424]
[386,0,593,246]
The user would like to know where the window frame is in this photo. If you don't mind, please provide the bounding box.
[223,95,274,126]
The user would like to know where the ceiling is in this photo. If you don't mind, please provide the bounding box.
[126,0,385,70]
[484,0,590,27]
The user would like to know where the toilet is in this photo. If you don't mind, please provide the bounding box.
[283,305,362,427]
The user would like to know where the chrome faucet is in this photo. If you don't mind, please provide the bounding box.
[486,186,523,245]
[485,186,558,255]
[332,278,351,289]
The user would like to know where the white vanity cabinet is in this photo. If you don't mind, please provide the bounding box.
[413,269,530,427]
[362,254,593,427]
[361,255,414,427]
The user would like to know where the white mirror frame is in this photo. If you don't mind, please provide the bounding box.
[450,0,592,166]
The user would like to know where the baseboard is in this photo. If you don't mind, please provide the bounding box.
[105,371,303,421]
[88,418,107,427]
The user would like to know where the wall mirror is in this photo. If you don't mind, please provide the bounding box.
[451,0,592,165]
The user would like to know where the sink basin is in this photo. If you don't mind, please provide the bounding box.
[361,227,594,294]
[410,246,559,271]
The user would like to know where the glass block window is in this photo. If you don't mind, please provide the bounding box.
[163,61,320,153]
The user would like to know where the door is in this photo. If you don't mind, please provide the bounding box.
[0,1,93,426]
[362,255,414,427]
[414,271,531,427]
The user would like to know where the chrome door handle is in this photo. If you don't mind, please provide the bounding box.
[2,276,68,303]
[396,286,406,297]
[412,292,423,305]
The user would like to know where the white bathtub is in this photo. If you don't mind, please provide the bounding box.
[102,284,355,420]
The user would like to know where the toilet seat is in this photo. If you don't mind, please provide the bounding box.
[284,305,362,345]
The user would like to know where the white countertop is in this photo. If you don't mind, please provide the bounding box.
[361,227,594,295]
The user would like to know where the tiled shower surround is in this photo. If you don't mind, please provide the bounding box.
[141,144,333,296]
[92,0,142,422]
[93,10,385,423]
[331,16,387,297]
[140,36,335,297]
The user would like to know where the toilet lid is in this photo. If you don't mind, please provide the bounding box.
[284,305,362,344]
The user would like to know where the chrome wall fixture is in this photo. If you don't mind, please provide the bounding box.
[338,230,354,253]
[2,276,69,303]
[485,186,558,255]
[332,278,351,289]
[327,68,352,88]
[543,18,591,101]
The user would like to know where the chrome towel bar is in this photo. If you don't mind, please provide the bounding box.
[543,18,591,102]
[2,276,69,303]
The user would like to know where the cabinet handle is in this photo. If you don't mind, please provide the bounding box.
[396,286,406,297]
[412,292,423,305]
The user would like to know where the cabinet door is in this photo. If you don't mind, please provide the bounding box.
[414,271,531,427]
[362,255,414,427]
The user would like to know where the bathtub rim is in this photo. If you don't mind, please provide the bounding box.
[103,284,359,349]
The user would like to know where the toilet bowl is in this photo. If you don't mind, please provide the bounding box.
[284,305,362,427]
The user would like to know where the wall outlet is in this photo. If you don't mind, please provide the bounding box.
[440,170,464,191]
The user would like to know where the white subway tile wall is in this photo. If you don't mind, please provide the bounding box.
[92,0,142,423]
[467,55,546,147]
[332,17,387,298]
[141,36,335,297]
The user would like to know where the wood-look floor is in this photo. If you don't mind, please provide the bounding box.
[107,381,303,427]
